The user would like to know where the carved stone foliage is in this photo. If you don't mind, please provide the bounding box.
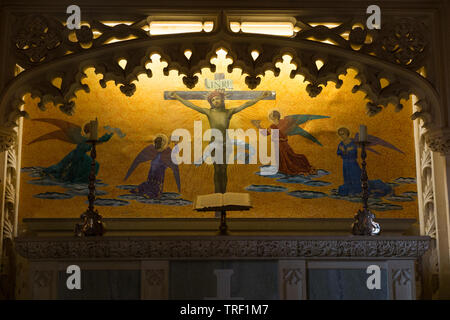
[420,144,436,238]
[0,128,17,152]
[2,148,17,241]
[0,127,19,299]
[2,13,439,140]
[374,19,427,70]
[13,15,66,68]
[13,15,429,75]
[225,34,427,118]
[33,270,53,288]
[293,17,428,72]
[283,268,302,285]
[13,15,149,70]
[287,17,430,116]
[15,237,430,260]
[425,130,450,155]
[392,268,412,286]
[145,269,164,286]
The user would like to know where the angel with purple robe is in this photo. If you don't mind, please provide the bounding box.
[337,127,404,197]
[124,134,181,199]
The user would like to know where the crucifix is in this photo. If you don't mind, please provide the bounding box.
[165,73,276,194]
[167,73,274,229]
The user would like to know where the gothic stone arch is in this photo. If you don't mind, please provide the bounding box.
[0,9,447,299]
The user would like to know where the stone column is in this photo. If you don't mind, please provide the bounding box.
[413,86,450,299]
[422,128,450,299]
[0,127,19,299]
[431,151,450,298]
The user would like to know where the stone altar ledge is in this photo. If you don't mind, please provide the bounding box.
[20,217,419,237]
[16,235,430,260]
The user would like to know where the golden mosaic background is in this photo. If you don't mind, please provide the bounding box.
[19,52,418,219]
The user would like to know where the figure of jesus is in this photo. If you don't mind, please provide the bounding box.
[169,89,271,193]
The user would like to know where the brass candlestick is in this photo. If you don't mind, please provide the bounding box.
[352,140,380,235]
[75,140,105,236]
[219,209,229,235]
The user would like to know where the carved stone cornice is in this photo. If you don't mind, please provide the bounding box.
[15,236,430,260]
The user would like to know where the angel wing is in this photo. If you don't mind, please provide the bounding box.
[28,118,85,145]
[250,120,261,128]
[280,114,330,146]
[124,144,158,181]
[354,133,404,155]
[160,148,181,192]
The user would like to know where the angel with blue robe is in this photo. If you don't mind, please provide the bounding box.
[336,127,404,197]
[28,118,114,183]
[124,134,181,199]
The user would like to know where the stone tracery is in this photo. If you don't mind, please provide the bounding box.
[2,13,439,152]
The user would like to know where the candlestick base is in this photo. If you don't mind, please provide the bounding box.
[352,207,380,236]
[75,209,105,237]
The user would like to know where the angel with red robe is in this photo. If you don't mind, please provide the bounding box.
[124,134,181,199]
[252,110,329,176]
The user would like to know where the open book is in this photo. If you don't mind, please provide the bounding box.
[194,193,252,212]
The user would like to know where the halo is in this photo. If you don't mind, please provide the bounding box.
[268,108,281,119]
[337,127,350,136]
[82,122,91,136]
[204,89,226,101]
[154,133,169,151]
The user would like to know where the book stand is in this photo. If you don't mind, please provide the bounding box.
[194,197,252,235]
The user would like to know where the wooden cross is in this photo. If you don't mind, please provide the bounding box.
[164,73,276,101]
